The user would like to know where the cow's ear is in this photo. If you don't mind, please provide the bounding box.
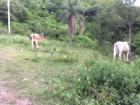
[41,33,44,36]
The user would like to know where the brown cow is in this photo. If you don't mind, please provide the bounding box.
[29,33,45,51]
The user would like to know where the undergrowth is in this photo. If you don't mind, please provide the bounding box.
[45,57,140,105]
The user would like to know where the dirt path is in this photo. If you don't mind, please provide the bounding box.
[0,48,33,105]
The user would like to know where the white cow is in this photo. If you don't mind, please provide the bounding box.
[113,41,130,62]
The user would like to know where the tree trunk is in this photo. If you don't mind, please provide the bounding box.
[7,0,11,35]
[80,21,85,34]
[128,23,132,44]
[69,14,76,36]
[128,23,132,58]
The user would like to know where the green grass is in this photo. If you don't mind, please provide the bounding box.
[0,35,97,104]
[1,35,139,105]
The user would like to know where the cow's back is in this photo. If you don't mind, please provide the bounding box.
[114,41,130,52]
[123,42,130,51]
[30,34,39,41]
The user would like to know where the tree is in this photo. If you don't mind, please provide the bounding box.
[89,0,119,43]
[59,0,84,36]
[117,0,138,43]
[7,0,10,34]
[79,17,85,34]
[0,1,7,23]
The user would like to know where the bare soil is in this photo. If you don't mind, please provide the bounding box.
[0,48,33,105]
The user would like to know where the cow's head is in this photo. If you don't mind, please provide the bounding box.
[40,33,46,39]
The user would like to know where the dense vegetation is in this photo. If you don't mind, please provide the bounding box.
[0,0,140,104]
[46,58,140,105]
[0,0,140,45]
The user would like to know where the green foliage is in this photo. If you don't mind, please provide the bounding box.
[11,22,30,35]
[51,54,78,64]
[97,41,113,56]
[0,35,29,47]
[132,32,140,55]
[11,0,28,21]
[31,52,42,62]
[0,0,139,48]
[71,35,97,49]
[10,35,29,46]
[73,35,93,43]
[0,22,8,34]
[60,0,85,20]
[0,34,140,104]
[45,57,140,105]
[0,0,8,23]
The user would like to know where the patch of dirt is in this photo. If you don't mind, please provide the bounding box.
[0,48,19,62]
[0,48,34,105]
[0,81,33,105]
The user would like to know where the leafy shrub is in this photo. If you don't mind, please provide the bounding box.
[72,35,97,49]
[132,32,140,55]
[39,40,49,47]
[31,53,42,62]
[0,27,8,34]
[97,41,113,56]
[73,35,93,43]
[45,57,140,105]
[10,35,29,46]
[11,21,29,35]
[77,58,140,105]
[57,34,69,41]
[51,55,78,64]
[0,35,10,44]
[30,20,46,33]
[0,35,29,46]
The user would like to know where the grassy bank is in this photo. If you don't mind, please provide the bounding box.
[0,35,96,104]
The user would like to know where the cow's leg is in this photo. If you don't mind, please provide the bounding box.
[122,53,126,62]
[126,51,129,62]
[119,51,122,60]
[113,45,117,61]
[113,50,117,61]
[31,41,34,50]
[35,41,39,51]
